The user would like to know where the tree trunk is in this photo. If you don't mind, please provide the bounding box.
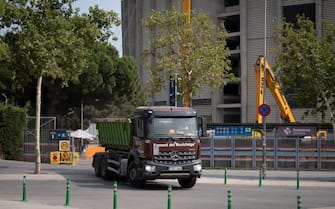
[34,75,42,174]
[183,77,190,107]
[182,72,192,107]
[331,121,335,141]
[321,90,335,141]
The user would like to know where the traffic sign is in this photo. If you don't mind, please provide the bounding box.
[258,103,271,117]
[59,140,70,151]
[49,130,68,140]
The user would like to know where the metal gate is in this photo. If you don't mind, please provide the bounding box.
[24,117,58,163]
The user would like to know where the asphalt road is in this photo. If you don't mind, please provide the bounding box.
[0,159,335,209]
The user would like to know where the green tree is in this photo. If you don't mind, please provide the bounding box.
[0,0,119,174]
[141,7,235,107]
[274,16,335,133]
[56,42,145,127]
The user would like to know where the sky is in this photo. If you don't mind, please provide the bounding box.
[73,0,123,55]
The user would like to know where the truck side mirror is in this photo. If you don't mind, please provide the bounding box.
[144,110,154,122]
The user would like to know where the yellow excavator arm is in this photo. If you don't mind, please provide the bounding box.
[254,56,296,123]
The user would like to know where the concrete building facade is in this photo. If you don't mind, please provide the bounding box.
[121,0,335,124]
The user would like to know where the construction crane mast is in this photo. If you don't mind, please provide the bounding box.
[182,0,191,107]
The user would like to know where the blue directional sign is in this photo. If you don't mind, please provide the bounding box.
[49,130,68,140]
[214,126,253,136]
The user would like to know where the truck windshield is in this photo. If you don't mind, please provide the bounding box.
[148,117,197,138]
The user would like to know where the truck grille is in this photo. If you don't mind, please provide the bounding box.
[154,150,196,165]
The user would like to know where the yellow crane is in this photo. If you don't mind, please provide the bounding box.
[254,56,329,142]
[253,55,296,123]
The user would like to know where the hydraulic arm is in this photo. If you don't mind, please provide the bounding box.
[254,56,296,123]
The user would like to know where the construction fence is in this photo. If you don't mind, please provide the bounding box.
[200,135,335,170]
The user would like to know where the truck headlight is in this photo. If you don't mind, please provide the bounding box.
[193,164,202,172]
[145,165,156,172]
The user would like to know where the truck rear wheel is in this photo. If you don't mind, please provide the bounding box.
[127,161,144,186]
[178,176,197,188]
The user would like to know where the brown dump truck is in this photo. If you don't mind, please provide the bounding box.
[92,106,204,188]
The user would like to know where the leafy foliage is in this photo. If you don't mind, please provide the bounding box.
[0,1,144,129]
[0,104,27,160]
[141,7,235,105]
[0,0,104,87]
[0,0,121,173]
[274,16,335,123]
[55,43,146,127]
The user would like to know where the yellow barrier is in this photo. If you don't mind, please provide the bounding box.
[50,152,60,164]
[50,151,80,165]
[60,151,72,163]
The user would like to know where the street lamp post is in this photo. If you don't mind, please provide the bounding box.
[81,100,84,130]
[175,73,178,107]
[80,100,84,151]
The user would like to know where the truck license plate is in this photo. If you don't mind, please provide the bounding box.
[169,166,182,171]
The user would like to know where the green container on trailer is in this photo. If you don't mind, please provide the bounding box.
[96,118,133,150]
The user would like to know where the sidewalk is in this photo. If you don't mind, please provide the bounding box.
[199,169,335,187]
[0,200,79,209]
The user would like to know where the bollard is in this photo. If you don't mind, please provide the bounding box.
[227,190,232,209]
[296,169,300,190]
[259,167,262,187]
[65,178,70,206]
[224,167,227,185]
[22,176,27,202]
[113,181,118,209]
[297,195,301,209]
[167,185,172,209]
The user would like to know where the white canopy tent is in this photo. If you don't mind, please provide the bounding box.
[69,129,96,152]
[69,129,96,140]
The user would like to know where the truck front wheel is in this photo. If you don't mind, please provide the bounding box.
[94,158,102,177]
[101,159,114,180]
[178,176,197,188]
[95,164,101,177]
[127,161,144,186]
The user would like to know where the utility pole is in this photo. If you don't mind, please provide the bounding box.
[262,0,267,179]
[81,100,84,130]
